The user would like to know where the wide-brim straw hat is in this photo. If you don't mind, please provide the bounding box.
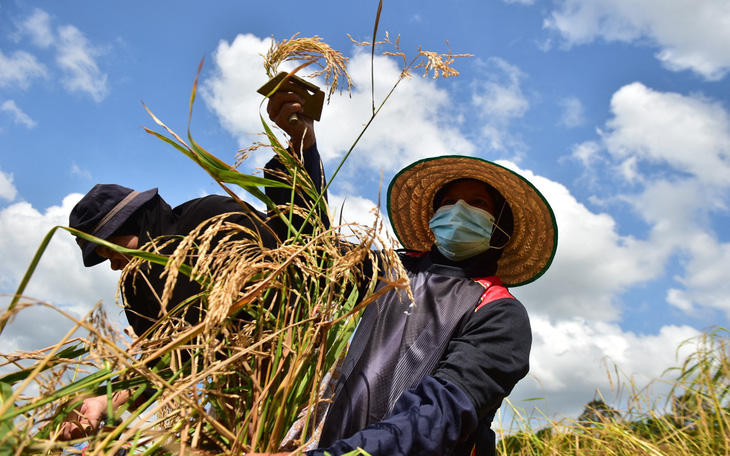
[387,155,558,287]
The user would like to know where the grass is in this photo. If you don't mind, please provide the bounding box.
[496,327,730,456]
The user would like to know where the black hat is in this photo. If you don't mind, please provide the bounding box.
[69,184,158,267]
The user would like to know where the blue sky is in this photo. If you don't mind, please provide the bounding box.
[1,0,729,429]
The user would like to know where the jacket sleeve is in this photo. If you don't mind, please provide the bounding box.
[264,144,329,237]
[306,375,478,456]
[307,298,531,456]
[433,297,532,419]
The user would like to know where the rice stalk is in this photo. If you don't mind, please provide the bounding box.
[262,33,353,101]
[496,328,730,456]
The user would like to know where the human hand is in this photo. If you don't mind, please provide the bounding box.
[55,390,130,441]
[56,395,108,440]
[266,91,316,153]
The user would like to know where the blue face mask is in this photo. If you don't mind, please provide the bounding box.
[428,200,495,261]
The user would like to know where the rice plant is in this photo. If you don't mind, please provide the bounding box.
[496,327,730,456]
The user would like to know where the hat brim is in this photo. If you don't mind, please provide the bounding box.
[387,156,557,287]
[80,188,158,267]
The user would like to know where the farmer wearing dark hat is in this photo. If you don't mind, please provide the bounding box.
[59,90,326,440]
[270,156,558,456]
[69,184,280,334]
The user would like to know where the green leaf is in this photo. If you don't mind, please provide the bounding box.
[0,382,18,455]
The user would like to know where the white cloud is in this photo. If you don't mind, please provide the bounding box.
[473,58,528,119]
[603,83,730,187]
[0,168,17,202]
[200,33,274,162]
[16,8,54,49]
[666,232,730,318]
[1,100,37,128]
[572,82,730,319]
[471,57,529,156]
[0,194,122,353]
[571,140,603,168]
[10,8,109,101]
[328,192,397,247]
[324,50,475,172]
[55,24,109,102]
[511,317,701,420]
[328,192,382,227]
[544,0,730,80]
[0,50,47,89]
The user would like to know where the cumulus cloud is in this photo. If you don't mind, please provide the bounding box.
[430,80,729,417]
[323,50,475,172]
[473,58,529,120]
[512,317,701,420]
[571,142,600,165]
[328,192,396,246]
[1,99,37,128]
[572,82,730,319]
[0,194,122,353]
[603,83,730,187]
[666,232,730,318]
[10,8,109,101]
[543,0,730,80]
[0,169,18,202]
[200,33,273,155]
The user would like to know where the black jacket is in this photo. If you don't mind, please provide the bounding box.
[121,145,327,337]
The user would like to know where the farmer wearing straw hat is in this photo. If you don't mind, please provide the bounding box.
[300,156,557,456]
[58,91,326,441]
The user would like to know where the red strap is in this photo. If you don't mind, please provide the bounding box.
[473,276,514,311]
